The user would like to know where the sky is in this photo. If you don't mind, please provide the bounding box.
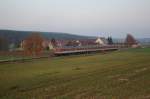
[0,0,150,38]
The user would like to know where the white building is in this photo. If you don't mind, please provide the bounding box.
[95,37,107,45]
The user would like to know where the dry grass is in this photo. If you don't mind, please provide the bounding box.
[0,48,150,99]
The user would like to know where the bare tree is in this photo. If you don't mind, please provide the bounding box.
[125,34,137,46]
[22,33,44,56]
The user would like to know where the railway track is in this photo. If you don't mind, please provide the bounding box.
[53,45,127,56]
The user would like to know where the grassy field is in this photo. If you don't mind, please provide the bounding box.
[0,56,23,61]
[0,51,52,61]
[0,48,150,99]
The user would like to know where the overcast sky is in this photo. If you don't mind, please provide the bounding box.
[0,0,150,38]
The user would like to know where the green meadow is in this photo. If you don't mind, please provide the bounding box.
[0,48,150,99]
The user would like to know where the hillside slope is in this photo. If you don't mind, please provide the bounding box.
[0,30,94,44]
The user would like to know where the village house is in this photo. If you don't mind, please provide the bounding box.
[77,37,107,46]
[51,37,108,47]
[96,37,108,45]
[42,40,54,50]
[53,37,108,47]
[21,37,108,51]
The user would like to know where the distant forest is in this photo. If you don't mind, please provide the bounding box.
[0,30,93,45]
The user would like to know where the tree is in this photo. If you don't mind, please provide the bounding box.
[22,33,44,56]
[0,37,9,51]
[125,34,137,46]
[51,38,57,47]
[107,36,113,45]
[9,43,15,51]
